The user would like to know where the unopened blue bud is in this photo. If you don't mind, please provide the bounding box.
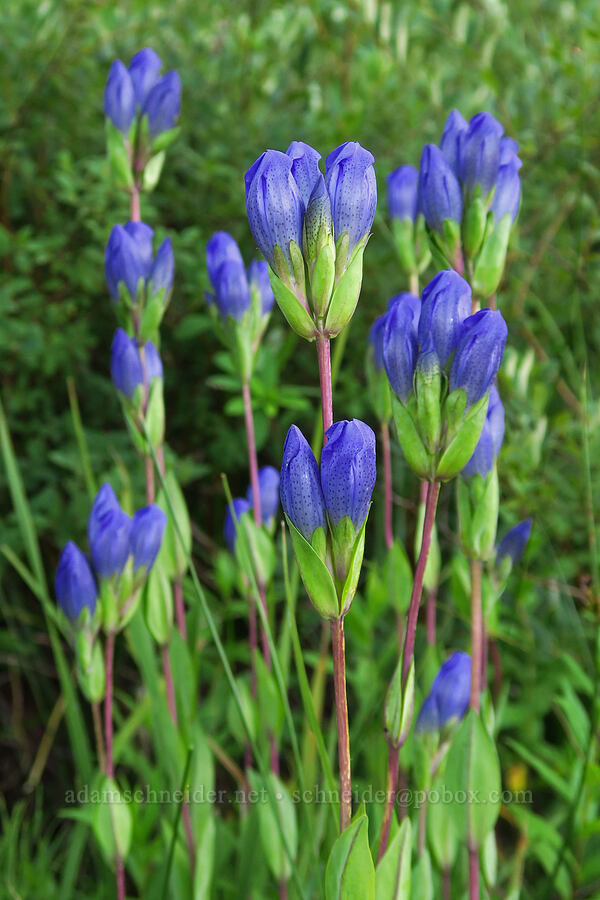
[105,221,154,301]
[491,156,521,224]
[369,313,387,370]
[56,541,98,622]
[110,329,143,399]
[104,60,136,134]
[245,150,304,271]
[206,231,244,285]
[459,112,504,195]
[415,651,471,733]
[224,497,252,552]
[130,505,167,571]
[247,260,275,315]
[150,237,175,296]
[462,385,505,478]
[496,519,532,568]
[382,297,420,403]
[418,270,472,366]
[499,137,521,167]
[303,175,334,260]
[439,108,468,175]
[128,48,162,108]
[247,465,280,525]
[89,489,132,579]
[212,260,251,320]
[386,165,419,222]
[325,141,377,261]
[144,339,163,381]
[418,144,463,233]
[280,425,326,542]
[449,309,508,406]
[286,141,322,206]
[143,70,181,137]
[88,483,120,546]
[320,419,376,531]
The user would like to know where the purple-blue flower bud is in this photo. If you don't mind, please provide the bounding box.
[325,142,377,259]
[247,260,275,315]
[150,237,175,296]
[490,156,521,224]
[439,108,468,175]
[496,519,532,568]
[459,112,504,195]
[369,313,387,371]
[418,144,463,233]
[449,309,508,406]
[415,652,472,733]
[386,165,419,222]
[224,498,252,552]
[286,141,322,206]
[110,329,143,399]
[88,483,121,546]
[245,150,304,270]
[105,221,154,301]
[143,70,181,137]
[56,542,98,622]
[418,270,472,366]
[212,260,251,320]
[462,385,505,478]
[206,232,245,286]
[130,505,167,571]
[89,494,132,579]
[382,298,420,403]
[128,48,162,108]
[320,419,376,531]
[104,60,136,134]
[280,425,327,541]
[247,466,280,525]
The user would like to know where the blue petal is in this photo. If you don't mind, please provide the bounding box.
[128,48,162,108]
[104,60,135,133]
[56,541,97,621]
[280,425,326,541]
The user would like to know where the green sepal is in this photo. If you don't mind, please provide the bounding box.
[268,267,316,341]
[375,817,412,900]
[76,627,94,672]
[391,395,432,479]
[334,231,350,282]
[415,362,442,452]
[325,241,366,337]
[142,150,165,192]
[462,192,487,260]
[331,515,356,583]
[142,560,173,645]
[145,378,165,450]
[138,288,167,342]
[325,804,375,900]
[311,524,327,561]
[443,388,467,444]
[391,217,418,277]
[151,125,180,154]
[93,775,132,863]
[311,243,336,318]
[436,393,489,482]
[78,639,106,704]
[100,581,119,632]
[472,213,512,299]
[441,217,463,272]
[157,471,192,580]
[233,318,254,382]
[105,120,133,190]
[288,239,307,298]
[285,516,338,619]
[384,658,415,748]
[339,512,369,616]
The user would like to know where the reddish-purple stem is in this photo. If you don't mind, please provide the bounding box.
[377,743,399,862]
[130,186,140,223]
[381,421,393,550]
[331,617,352,832]
[316,333,333,439]
[469,844,480,900]
[470,559,482,712]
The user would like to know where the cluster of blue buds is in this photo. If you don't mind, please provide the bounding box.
[205,231,274,378]
[377,270,507,481]
[415,652,472,734]
[280,420,376,618]
[386,165,430,283]
[110,328,165,451]
[56,483,166,628]
[417,109,522,297]
[225,466,281,552]
[245,140,376,340]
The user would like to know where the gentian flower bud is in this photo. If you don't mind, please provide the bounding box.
[369,313,387,371]
[324,141,377,263]
[105,221,154,301]
[247,260,275,315]
[462,385,505,478]
[128,48,162,108]
[415,652,471,733]
[206,232,245,286]
[150,237,175,296]
[224,498,252,552]
[496,519,532,568]
[418,144,463,233]
[280,425,327,542]
[303,175,334,262]
[490,156,521,224]
[110,329,143,399]
[439,108,468,175]
[89,490,132,579]
[386,165,419,222]
[104,60,136,134]
[56,542,98,622]
[418,270,472,366]
[459,112,504,195]
[387,291,421,327]
[130,505,167,571]
[143,70,182,137]
[144,340,163,381]
[499,137,522,167]
[211,260,251,320]
[449,309,508,406]
[382,297,420,403]
[286,141,322,206]
[247,466,280,525]
[245,150,304,271]
[320,419,376,531]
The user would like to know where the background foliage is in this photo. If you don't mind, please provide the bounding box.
[1,0,600,897]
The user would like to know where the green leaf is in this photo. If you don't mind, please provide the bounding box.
[92,776,132,862]
[375,814,412,900]
[472,213,512,299]
[157,471,192,580]
[384,542,413,616]
[105,120,133,189]
[384,659,414,748]
[193,815,216,899]
[436,393,489,481]
[143,561,173,645]
[444,710,501,848]
[269,267,315,340]
[325,243,365,337]
[470,465,499,560]
[143,150,166,192]
[325,806,375,900]
[427,772,460,870]
[286,517,339,619]
[410,848,433,900]
[340,512,369,615]
[250,771,298,881]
